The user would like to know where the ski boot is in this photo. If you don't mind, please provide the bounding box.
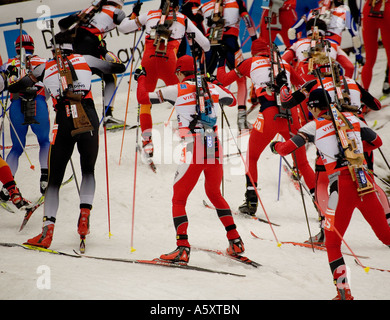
[141,139,156,172]
[40,168,48,195]
[227,237,245,255]
[383,66,390,95]
[142,139,154,159]
[305,228,325,246]
[383,82,390,95]
[8,185,28,209]
[160,246,190,263]
[237,108,252,133]
[103,106,125,128]
[0,187,10,201]
[25,223,55,249]
[333,287,354,300]
[238,187,258,216]
[78,208,91,236]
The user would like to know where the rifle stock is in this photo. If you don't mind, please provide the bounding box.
[315,53,374,196]
[50,22,93,136]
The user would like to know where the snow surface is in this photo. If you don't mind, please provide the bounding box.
[1,0,390,304]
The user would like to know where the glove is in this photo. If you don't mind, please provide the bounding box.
[301,79,317,93]
[269,141,280,154]
[280,85,292,104]
[288,28,296,40]
[8,75,18,86]
[134,66,146,81]
[7,65,18,78]
[275,70,288,88]
[132,1,143,17]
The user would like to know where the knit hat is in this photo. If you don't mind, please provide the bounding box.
[251,37,270,56]
[15,34,34,54]
[308,88,331,110]
[176,55,194,73]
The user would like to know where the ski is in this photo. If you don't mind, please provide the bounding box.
[105,123,135,132]
[282,164,300,191]
[250,231,369,259]
[194,247,261,268]
[226,129,251,142]
[223,150,247,159]
[72,251,245,277]
[19,174,74,231]
[19,200,44,231]
[0,242,80,258]
[203,200,280,227]
[138,144,157,173]
[246,103,258,115]
[146,159,157,173]
[0,200,15,213]
[354,259,390,273]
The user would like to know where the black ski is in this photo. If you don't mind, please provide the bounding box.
[72,251,245,277]
[203,200,280,227]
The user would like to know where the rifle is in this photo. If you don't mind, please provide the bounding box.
[151,0,175,56]
[48,20,93,137]
[314,42,374,196]
[16,17,39,125]
[65,0,106,38]
[305,11,328,76]
[187,32,217,160]
[265,16,290,121]
[207,0,225,46]
[263,0,284,30]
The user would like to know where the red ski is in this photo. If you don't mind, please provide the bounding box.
[194,247,261,268]
[250,231,369,259]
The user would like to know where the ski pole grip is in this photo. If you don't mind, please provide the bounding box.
[46,19,54,30]
[16,17,24,25]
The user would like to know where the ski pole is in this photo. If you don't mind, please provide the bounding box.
[130,104,141,253]
[0,91,9,159]
[119,31,138,165]
[367,168,390,188]
[99,30,145,126]
[102,79,112,238]
[2,102,35,170]
[164,106,175,127]
[285,120,315,252]
[220,104,281,246]
[378,147,390,171]
[69,158,80,195]
[277,155,282,201]
[281,154,368,270]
